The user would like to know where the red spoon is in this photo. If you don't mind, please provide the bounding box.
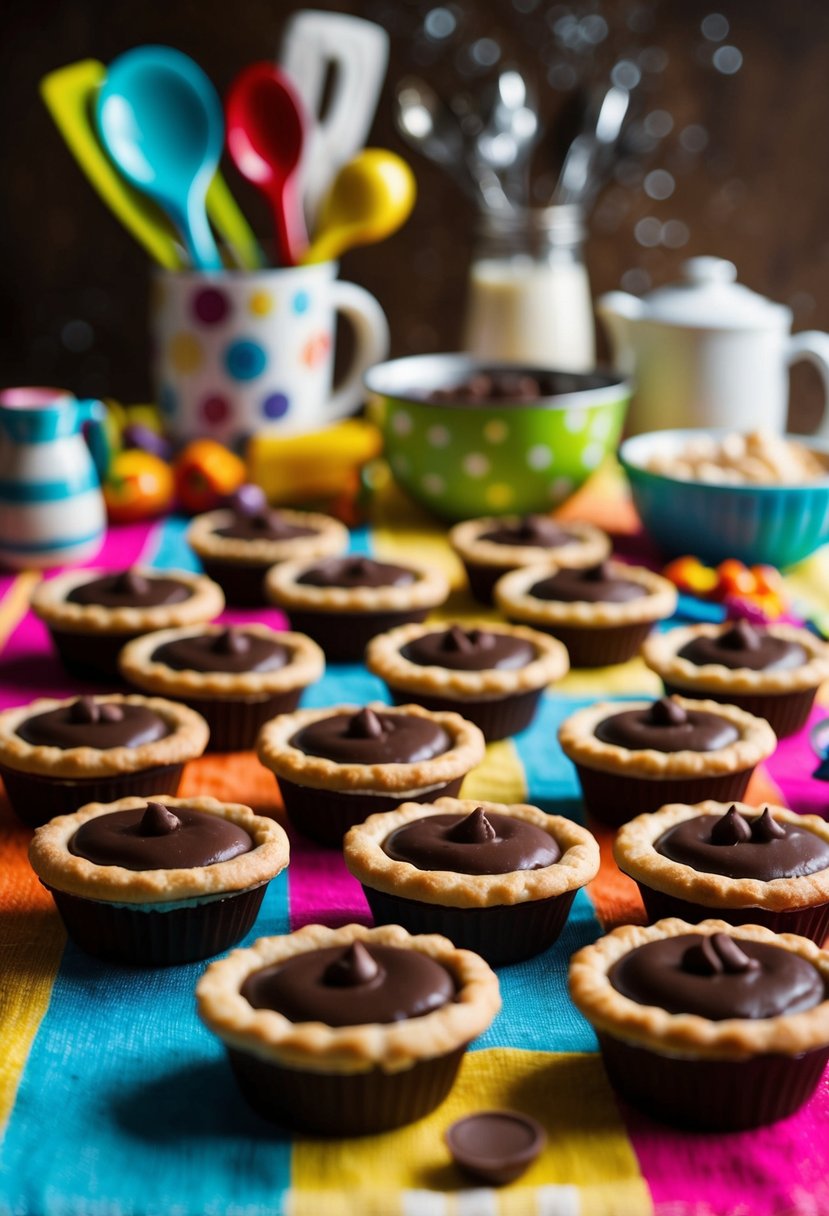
[226,63,308,266]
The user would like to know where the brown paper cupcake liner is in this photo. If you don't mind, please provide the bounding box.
[198,559,271,608]
[513,621,654,668]
[173,691,303,753]
[387,688,543,743]
[0,762,185,828]
[597,1031,829,1131]
[662,682,818,739]
[276,775,465,848]
[363,886,577,967]
[636,883,829,946]
[46,882,268,966]
[284,608,428,663]
[573,764,755,829]
[227,1043,466,1136]
[49,627,141,683]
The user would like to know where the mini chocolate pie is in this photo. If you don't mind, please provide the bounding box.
[569,918,829,1130]
[196,922,501,1136]
[495,559,677,668]
[118,624,324,752]
[264,554,449,661]
[28,795,289,965]
[642,620,829,737]
[615,800,829,942]
[0,694,208,827]
[256,704,485,847]
[445,1111,546,1185]
[31,567,225,680]
[558,695,776,827]
[449,514,611,605]
[365,621,569,742]
[344,797,599,965]
[187,491,348,607]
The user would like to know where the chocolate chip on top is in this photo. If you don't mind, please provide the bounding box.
[656,804,829,881]
[649,696,688,727]
[139,801,182,836]
[709,804,753,845]
[213,628,251,656]
[720,620,763,651]
[69,695,101,724]
[228,483,267,517]
[113,568,151,596]
[445,806,497,844]
[752,806,786,841]
[99,703,125,723]
[682,933,760,977]
[323,942,382,988]
[347,707,385,739]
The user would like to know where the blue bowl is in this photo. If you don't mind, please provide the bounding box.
[620,429,829,568]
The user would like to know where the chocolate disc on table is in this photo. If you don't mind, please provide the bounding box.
[445,1110,546,1185]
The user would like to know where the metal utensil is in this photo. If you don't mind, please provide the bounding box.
[475,70,540,203]
[395,76,510,211]
[226,62,308,267]
[553,83,630,208]
[97,46,225,270]
[280,11,389,226]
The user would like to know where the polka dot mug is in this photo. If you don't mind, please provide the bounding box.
[152,261,389,445]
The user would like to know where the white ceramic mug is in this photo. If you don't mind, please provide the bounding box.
[152,261,389,445]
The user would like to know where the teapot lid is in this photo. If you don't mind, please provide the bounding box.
[639,257,790,329]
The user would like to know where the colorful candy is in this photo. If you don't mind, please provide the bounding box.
[103,450,175,522]
[662,556,788,620]
[174,439,246,515]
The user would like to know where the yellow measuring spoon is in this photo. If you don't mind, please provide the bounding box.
[301,148,416,265]
[41,59,263,270]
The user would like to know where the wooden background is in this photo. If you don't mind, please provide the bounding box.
[1,0,827,431]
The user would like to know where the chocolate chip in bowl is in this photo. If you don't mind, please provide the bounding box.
[365,353,630,522]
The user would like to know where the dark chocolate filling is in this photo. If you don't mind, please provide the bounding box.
[240,942,456,1026]
[655,806,829,880]
[383,807,561,875]
[214,510,318,543]
[295,556,416,590]
[290,707,451,765]
[677,621,808,673]
[479,516,577,549]
[400,625,536,672]
[529,561,645,604]
[151,628,290,674]
[67,569,192,608]
[594,697,739,752]
[17,697,170,750]
[68,801,253,870]
[609,932,826,1020]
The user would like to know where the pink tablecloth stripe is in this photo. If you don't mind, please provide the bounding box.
[287,829,370,931]
[764,706,829,820]
[0,521,159,710]
[628,1084,829,1216]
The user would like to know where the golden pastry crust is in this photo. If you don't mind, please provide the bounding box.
[31,567,224,636]
[569,917,829,1060]
[264,556,449,615]
[614,800,829,913]
[196,922,501,1074]
[365,621,569,700]
[28,795,289,904]
[0,694,208,778]
[494,560,678,629]
[343,796,600,908]
[449,516,610,572]
[256,703,485,794]
[557,696,776,778]
[187,507,348,566]
[642,622,829,695]
[118,624,324,699]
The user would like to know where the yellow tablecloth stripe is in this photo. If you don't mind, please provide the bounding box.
[291,1049,651,1216]
[0,571,67,1133]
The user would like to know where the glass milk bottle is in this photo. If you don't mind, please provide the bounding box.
[462,205,595,370]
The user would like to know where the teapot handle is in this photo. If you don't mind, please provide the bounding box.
[787,332,829,439]
[75,399,111,481]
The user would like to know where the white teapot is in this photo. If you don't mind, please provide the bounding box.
[597,256,829,437]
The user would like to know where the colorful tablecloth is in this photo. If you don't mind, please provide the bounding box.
[2,468,829,1216]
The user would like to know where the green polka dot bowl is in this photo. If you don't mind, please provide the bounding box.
[365,355,631,521]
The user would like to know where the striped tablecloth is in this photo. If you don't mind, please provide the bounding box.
[2,470,829,1216]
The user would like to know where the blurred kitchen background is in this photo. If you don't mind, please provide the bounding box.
[1,0,826,429]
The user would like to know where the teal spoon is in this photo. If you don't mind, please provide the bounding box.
[97,46,224,270]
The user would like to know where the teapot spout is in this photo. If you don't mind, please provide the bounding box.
[596,291,643,376]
